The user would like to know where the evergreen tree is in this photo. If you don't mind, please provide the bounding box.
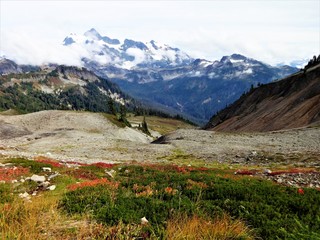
[141,116,150,135]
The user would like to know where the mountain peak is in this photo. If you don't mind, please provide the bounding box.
[84,28,102,40]
[230,54,247,60]
[63,36,75,46]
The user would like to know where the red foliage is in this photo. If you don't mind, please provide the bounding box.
[67,178,119,191]
[65,161,87,166]
[0,167,30,182]
[67,169,99,180]
[91,162,115,169]
[64,161,115,169]
[235,170,257,175]
[174,166,188,173]
[298,188,304,195]
[164,187,177,195]
[35,158,63,168]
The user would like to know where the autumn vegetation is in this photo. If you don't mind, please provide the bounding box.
[0,157,319,239]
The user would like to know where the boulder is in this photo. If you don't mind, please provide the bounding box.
[30,174,46,183]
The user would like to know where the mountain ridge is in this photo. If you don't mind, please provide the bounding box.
[61,29,298,123]
[204,62,320,131]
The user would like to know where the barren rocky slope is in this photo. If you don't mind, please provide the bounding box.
[205,64,320,132]
[0,110,319,168]
[0,110,172,163]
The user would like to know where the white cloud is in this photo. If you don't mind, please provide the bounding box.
[126,48,146,65]
[1,31,87,66]
[0,1,319,66]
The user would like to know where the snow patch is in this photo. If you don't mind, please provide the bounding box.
[108,90,125,105]
[230,58,244,63]
[202,97,212,104]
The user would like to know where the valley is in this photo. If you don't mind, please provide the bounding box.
[0,109,319,239]
[0,29,319,240]
[1,110,319,168]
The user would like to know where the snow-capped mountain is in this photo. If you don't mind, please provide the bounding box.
[63,28,193,71]
[106,54,298,123]
[62,29,299,124]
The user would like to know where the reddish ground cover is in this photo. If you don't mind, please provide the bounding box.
[67,178,119,191]
[0,166,29,182]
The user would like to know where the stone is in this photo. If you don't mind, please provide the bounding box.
[47,185,56,191]
[30,174,46,183]
[263,169,272,175]
[276,178,283,183]
[141,217,149,225]
[251,151,257,156]
[39,181,50,188]
[19,192,31,201]
[106,169,116,178]
[42,167,52,172]
[48,172,60,180]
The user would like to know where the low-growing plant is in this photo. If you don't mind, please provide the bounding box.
[0,183,13,204]
[166,214,255,240]
[4,158,54,173]
[60,164,320,239]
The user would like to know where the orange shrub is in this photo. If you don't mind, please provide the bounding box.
[67,178,119,191]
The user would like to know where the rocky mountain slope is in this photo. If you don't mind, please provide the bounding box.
[0,63,138,115]
[205,62,320,132]
[0,110,170,162]
[63,29,298,123]
[0,58,40,75]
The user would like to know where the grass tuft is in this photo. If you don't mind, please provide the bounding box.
[166,214,255,240]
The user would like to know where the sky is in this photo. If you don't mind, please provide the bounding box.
[0,0,319,66]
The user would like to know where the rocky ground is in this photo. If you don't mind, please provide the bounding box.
[1,110,319,188]
[155,128,320,166]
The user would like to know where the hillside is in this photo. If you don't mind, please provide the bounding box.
[205,63,320,132]
[0,110,173,162]
[0,64,136,115]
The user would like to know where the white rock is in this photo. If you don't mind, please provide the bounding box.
[48,172,60,180]
[32,191,37,196]
[42,167,52,172]
[263,169,272,174]
[19,192,31,200]
[39,181,50,188]
[47,185,56,191]
[11,180,18,183]
[251,151,257,156]
[141,217,149,225]
[106,169,116,178]
[31,174,46,183]
[277,178,283,184]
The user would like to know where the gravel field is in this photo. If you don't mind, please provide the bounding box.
[0,110,319,167]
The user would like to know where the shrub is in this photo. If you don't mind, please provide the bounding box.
[60,164,320,239]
